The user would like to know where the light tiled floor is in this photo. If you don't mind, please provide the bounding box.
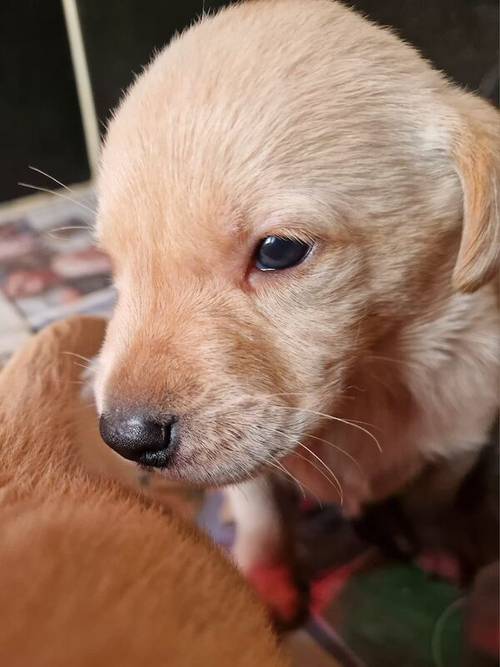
[0,186,113,367]
[0,292,32,365]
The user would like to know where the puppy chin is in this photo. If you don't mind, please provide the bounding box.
[151,456,261,488]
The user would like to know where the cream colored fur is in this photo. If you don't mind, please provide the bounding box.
[92,1,500,569]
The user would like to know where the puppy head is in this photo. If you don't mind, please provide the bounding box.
[94,0,500,485]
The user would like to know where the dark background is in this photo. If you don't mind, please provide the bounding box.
[0,1,90,202]
[0,0,498,204]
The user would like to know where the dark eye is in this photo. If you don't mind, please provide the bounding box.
[255,236,312,271]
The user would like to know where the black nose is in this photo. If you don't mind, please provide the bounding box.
[99,411,177,468]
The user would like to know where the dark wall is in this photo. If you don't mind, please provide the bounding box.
[0,1,90,203]
[350,0,499,103]
[78,0,229,128]
[0,0,498,205]
[80,0,499,128]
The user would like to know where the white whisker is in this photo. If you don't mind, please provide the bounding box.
[266,457,307,500]
[72,361,91,371]
[304,432,363,473]
[368,354,421,371]
[28,166,92,202]
[62,351,93,364]
[290,448,343,504]
[18,182,97,216]
[274,429,344,502]
[255,379,344,402]
[294,441,343,504]
[268,455,325,506]
[45,225,91,240]
[271,405,383,453]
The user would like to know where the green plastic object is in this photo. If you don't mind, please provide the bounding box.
[333,563,464,667]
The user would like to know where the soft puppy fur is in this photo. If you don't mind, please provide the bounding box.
[93,0,500,573]
[0,317,285,666]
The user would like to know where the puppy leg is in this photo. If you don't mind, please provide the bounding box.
[227,476,284,570]
[226,476,307,628]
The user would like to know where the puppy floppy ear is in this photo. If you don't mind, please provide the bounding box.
[452,110,500,293]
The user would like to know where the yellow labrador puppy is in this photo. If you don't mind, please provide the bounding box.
[92,0,499,589]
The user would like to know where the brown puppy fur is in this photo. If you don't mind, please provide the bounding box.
[0,317,285,667]
[93,1,499,574]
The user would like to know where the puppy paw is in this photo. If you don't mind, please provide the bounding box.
[246,562,308,631]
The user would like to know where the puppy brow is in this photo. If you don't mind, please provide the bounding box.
[253,216,349,245]
[227,210,249,239]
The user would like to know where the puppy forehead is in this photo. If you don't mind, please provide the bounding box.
[96,4,365,235]
[97,188,249,275]
[96,0,452,264]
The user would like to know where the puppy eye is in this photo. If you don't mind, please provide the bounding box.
[255,236,312,271]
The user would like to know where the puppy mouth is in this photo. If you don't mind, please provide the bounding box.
[97,399,307,484]
[139,442,290,487]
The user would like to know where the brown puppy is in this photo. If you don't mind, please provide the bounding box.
[0,317,285,667]
[93,0,499,580]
